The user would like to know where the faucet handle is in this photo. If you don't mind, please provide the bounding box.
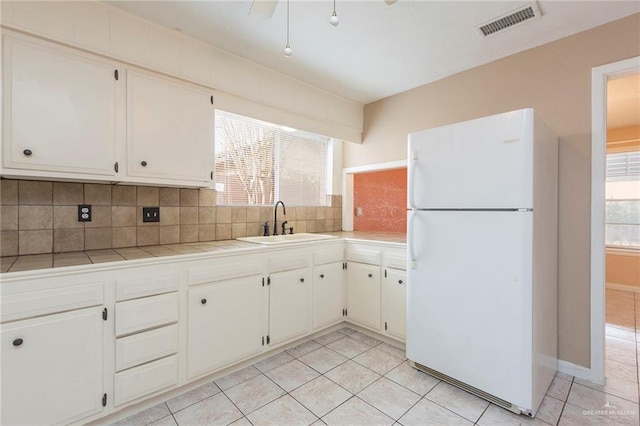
[289,227,294,235]
[262,222,270,237]
[281,220,288,235]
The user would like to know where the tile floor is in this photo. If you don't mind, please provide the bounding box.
[113,290,640,426]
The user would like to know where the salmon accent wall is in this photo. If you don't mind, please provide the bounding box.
[606,252,640,287]
[353,168,407,233]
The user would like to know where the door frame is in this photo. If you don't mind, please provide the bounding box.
[590,55,640,384]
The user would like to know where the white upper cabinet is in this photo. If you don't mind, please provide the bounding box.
[2,35,117,178]
[126,69,214,185]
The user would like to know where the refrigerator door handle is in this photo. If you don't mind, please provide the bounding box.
[408,151,418,209]
[408,209,417,269]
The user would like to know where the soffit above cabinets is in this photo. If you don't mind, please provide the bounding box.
[105,0,640,104]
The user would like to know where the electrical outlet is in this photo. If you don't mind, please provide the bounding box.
[78,205,92,222]
[142,207,160,223]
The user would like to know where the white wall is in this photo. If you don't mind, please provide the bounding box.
[0,0,363,143]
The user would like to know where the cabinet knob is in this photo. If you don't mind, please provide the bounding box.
[12,338,23,347]
[201,298,207,305]
[299,278,305,283]
[23,149,32,157]
[320,274,325,278]
[398,280,403,284]
[368,273,373,278]
[141,161,148,167]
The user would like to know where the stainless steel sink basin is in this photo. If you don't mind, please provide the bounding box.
[237,233,339,245]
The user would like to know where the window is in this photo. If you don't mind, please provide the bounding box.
[606,152,640,249]
[215,111,330,206]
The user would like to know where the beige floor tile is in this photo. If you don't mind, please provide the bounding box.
[349,331,381,347]
[254,351,295,373]
[173,393,243,425]
[374,342,407,360]
[326,337,372,358]
[166,381,220,413]
[575,376,639,404]
[224,374,285,415]
[286,340,323,358]
[357,377,420,420]
[536,395,565,425]
[399,398,473,426]
[606,335,638,366]
[313,330,346,346]
[299,347,348,374]
[290,376,351,417]
[110,403,171,426]
[353,348,404,375]
[546,376,572,401]
[265,360,320,392]
[384,361,440,396]
[247,395,317,426]
[229,417,252,426]
[215,366,262,391]
[325,360,381,394]
[567,383,639,414]
[322,397,394,426]
[606,358,638,384]
[148,415,177,426]
[477,403,548,425]
[425,381,490,423]
[558,401,634,426]
[555,371,574,381]
[337,326,357,335]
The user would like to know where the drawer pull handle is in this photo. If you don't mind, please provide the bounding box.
[141,161,148,167]
[398,280,403,284]
[368,273,373,278]
[201,298,207,305]
[299,278,305,283]
[320,274,325,278]
[23,149,32,156]
[13,338,23,347]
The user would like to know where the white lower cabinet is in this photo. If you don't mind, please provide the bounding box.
[346,262,381,330]
[312,261,345,330]
[1,307,104,425]
[269,268,312,345]
[114,355,178,406]
[187,275,264,379]
[383,268,407,340]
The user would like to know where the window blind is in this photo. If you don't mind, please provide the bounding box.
[215,111,328,206]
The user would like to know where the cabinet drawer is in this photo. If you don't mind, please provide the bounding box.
[115,324,178,372]
[345,249,381,265]
[114,355,178,406]
[115,273,179,301]
[115,293,178,337]
[269,254,309,273]
[314,248,344,266]
[1,282,103,323]
[189,257,263,286]
[385,253,407,271]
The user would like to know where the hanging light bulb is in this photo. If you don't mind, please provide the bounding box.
[330,0,339,26]
[284,0,292,56]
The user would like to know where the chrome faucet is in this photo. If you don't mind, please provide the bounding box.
[273,201,286,235]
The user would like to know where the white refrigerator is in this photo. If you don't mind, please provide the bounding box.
[406,108,558,417]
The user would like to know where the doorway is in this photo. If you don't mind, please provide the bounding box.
[591,56,640,385]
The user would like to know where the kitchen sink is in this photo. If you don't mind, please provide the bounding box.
[237,233,339,245]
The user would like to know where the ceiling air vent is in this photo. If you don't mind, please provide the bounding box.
[477,2,542,37]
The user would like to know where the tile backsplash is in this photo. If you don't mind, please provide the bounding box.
[0,179,342,256]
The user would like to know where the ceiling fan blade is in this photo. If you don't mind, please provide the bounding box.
[384,0,398,4]
[249,0,278,19]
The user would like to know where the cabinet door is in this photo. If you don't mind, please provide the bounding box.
[383,268,407,340]
[127,70,213,183]
[1,307,103,425]
[312,262,345,330]
[3,36,117,176]
[346,262,381,330]
[187,276,263,379]
[269,268,311,345]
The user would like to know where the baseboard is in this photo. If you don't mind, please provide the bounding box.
[606,282,640,293]
[557,359,592,382]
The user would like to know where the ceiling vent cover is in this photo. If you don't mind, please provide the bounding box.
[477,2,542,37]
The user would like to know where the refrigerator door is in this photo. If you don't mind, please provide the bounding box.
[406,210,533,409]
[407,109,533,209]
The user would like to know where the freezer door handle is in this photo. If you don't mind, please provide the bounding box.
[408,209,417,269]
[408,151,418,208]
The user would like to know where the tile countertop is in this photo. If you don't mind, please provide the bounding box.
[0,232,406,274]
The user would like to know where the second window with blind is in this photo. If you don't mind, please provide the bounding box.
[214,111,330,206]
